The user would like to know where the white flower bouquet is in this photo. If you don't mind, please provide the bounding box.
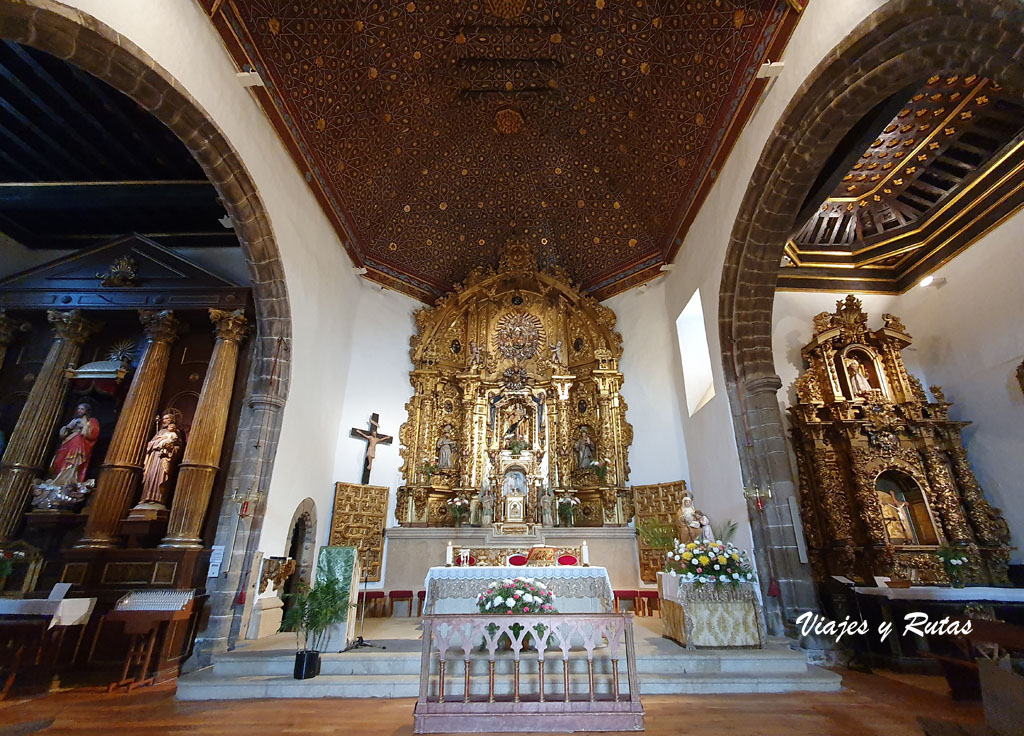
[664,538,755,588]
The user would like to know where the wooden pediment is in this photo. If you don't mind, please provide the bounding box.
[0,234,249,311]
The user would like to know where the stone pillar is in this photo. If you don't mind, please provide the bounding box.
[0,310,100,541]
[77,310,182,548]
[0,310,29,374]
[741,375,820,636]
[162,309,247,549]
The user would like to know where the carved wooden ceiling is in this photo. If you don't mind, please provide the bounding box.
[781,74,1024,293]
[201,0,801,301]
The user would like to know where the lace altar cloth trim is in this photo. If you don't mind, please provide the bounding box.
[657,573,766,649]
[424,565,613,613]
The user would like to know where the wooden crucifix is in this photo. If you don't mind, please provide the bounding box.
[350,413,393,485]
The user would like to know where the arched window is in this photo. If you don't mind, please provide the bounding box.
[875,470,939,545]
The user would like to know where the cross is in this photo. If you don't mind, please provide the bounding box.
[350,413,393,485]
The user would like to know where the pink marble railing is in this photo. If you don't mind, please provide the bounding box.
[413,613,644,734]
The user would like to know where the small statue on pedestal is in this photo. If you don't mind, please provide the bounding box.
[674,495,701,543]
[128,410,185,518]
[540,486,555,527]
[481,487,495,526]
[436,426,457,470]
[32,401,101,511]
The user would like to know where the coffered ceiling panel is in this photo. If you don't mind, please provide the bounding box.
[202,0,801,301]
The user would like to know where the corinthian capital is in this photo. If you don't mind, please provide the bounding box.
[139,309,183,344]
[46,309,102,343]
[209,308,249,343]
[0,310,29,345]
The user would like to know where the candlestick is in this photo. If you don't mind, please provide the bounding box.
[446,540,453,566]
[582,540,590,566]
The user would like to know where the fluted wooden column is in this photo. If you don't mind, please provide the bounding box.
[0,310,29,374]
[0,310,101,541]
[162,309,248,549]
[77,310,182,548]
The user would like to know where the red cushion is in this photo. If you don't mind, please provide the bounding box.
[508,554,528,566]
[389,590,413,598]
[613,590,638,598]
[455,554,476,567]
[416,590,426,599]
[359,590,385,600]
[557,554,579,566]
[637,590,659,599]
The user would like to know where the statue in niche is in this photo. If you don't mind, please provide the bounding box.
[481,487,495,525]
[876,490,915,544]
[540,486,555,527]
[50,400,101,485]
[436,426,457,469]
[502,469,528,496]
[137,410,185,509]
[674,495,701,543]
[845,355,874,397]
[574,426,596,469]
[468,340,483,369]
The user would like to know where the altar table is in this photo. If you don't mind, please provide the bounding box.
[658,572,765,649]
[423,566,613,615]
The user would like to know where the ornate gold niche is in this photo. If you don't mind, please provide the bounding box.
[396,243,633,527]
[790,296,1012,585]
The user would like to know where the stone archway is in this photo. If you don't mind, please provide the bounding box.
[718,0,1024,635]
[279,498,317,626]
[0,0,293,662]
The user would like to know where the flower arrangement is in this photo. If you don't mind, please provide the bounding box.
[557,494,580,526]
[593,457,612,485]
[421,462,438,484]
[0,548,26,586]
[476,577,557,615]
[937,545,970,587]
[508,437,528,456]
[664,538,755,588]
[477,577,558,649]
[446,495,471,526]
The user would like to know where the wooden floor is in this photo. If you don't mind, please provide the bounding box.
[0,669,983,735]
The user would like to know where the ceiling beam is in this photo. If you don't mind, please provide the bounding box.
[0,180,218,210]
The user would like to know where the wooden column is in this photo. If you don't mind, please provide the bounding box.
[77,310,182,549]
[0,310,29,374]
[0,310,101,541]
[161,309,247,549]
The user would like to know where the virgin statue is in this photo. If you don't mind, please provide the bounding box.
[50,401,100,485]
[674,496,701,543]
[574,426,595,469]
[137,411,185,508]
[502,469,528,496]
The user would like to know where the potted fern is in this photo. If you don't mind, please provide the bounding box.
[281,576,350,679]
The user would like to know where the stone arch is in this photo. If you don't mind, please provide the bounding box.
[0,0,293,660]
[718,0,1024,634]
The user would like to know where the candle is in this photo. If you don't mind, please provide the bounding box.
[446,541,453,566]
[582,540,590,566]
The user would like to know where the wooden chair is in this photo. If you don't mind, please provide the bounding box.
[416,590,426,617]
[637,590,659,616]
[613,590,638,613]
[387,590,414,617]
[358,590,386,617]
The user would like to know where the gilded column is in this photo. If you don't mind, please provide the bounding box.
[0,310,100,540]
[921,447,973,544]
[162,309,247,549]
[77,310,182,548]
[0,311,29,374]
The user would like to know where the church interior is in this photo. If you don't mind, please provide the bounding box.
[0,1,1023,734]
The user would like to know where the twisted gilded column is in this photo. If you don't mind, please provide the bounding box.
[0,310,30,374]
[162,309,247,549]
[77,310,182,548]
[0,310,100,541]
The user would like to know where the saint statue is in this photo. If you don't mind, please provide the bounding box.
[501,469,528,496]
[436,427,457,469]
[137,411,185,508]
[50,401,100,485]
[674,496,701,543]
[845,356,874,397]
[877,491,915,543]
[549,340,564,365]
[540,486,555,527]
[468,340,483,368]
[697,511,715,544]
[481,487,495,525]
[574,426,596,469]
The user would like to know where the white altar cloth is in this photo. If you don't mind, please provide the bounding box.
[0,597,96,628]
[423,565,613,614]
[852,586,1024,603]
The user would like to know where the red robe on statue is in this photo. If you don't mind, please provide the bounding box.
[52,417,100,484]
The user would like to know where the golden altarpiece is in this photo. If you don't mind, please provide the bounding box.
[789,296,1011,585]
[396,244,634,529]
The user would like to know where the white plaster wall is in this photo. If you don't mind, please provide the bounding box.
[772,208,1024,561]
[332,282,418,533]
[655,0,888,551]
[57,0,365,556]
[605,279,690,487]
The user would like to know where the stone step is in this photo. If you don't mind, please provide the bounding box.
[211,645,809,678]
[177,663,841,701]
